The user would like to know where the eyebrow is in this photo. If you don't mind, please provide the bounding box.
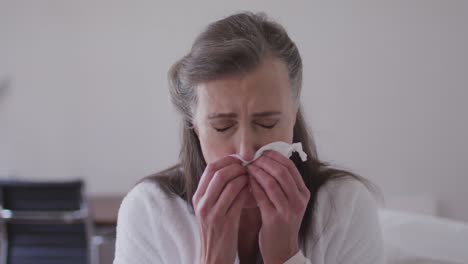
[207,111,281,119]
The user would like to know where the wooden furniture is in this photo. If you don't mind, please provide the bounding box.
[88,196,123,226]
[88,196,123,264]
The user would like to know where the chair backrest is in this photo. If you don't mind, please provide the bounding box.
[0,180,94,264]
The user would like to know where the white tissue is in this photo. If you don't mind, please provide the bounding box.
[230,141,308,166]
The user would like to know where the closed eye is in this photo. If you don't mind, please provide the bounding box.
[214,126,233,132]
[211,120,277,132]
[255,120,278,129]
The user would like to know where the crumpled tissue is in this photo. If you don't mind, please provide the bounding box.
[230,141,308,166]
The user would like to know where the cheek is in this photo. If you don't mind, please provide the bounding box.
[285,122,295,142]
[283,113,297,142]
[267,119,295,144]
[197,131,233,164]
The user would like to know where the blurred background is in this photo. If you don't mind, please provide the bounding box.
[0,1,467,263]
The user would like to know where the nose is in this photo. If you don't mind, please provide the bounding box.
[237,129,257,162]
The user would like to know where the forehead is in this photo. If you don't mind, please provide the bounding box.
[195,58,293,115]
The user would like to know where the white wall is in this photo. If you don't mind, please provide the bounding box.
[1,1,467,221]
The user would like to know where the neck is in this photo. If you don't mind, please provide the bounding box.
[238,208,262,263]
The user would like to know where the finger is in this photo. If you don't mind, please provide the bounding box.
[263,151,308,194]
[251,155,298,202]
[203,163,247,208]
[193,156,241,203]
[253,155,308,213]
[247,164,288,214]
[215,175,248,215]
[225,185,249,218]
[249,176,274,215]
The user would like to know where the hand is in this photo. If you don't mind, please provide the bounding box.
[193,156,250,264]
[247,151,310,264]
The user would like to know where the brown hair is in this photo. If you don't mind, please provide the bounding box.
[144,11,375,251]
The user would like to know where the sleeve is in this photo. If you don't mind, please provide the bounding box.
[332,181,386,264]
[113,183,163,264]
[284,250,311,264]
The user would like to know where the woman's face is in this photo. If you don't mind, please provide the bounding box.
[193,57,297,164]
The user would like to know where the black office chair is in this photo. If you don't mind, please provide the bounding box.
[0,180,96,264]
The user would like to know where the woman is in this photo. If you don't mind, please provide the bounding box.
[114,12,384,264]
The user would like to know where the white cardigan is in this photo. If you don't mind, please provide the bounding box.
[114,177,385,264]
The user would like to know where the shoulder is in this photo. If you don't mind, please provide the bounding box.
[117,179,184,222]
[319,176,373,198]
[313,177,380,237]
[315,177,378,221]
[114,181,171,263]
[115,179,199,263]
[120,180,167,210]
[310,177,385,263]
[116,181,169,232]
